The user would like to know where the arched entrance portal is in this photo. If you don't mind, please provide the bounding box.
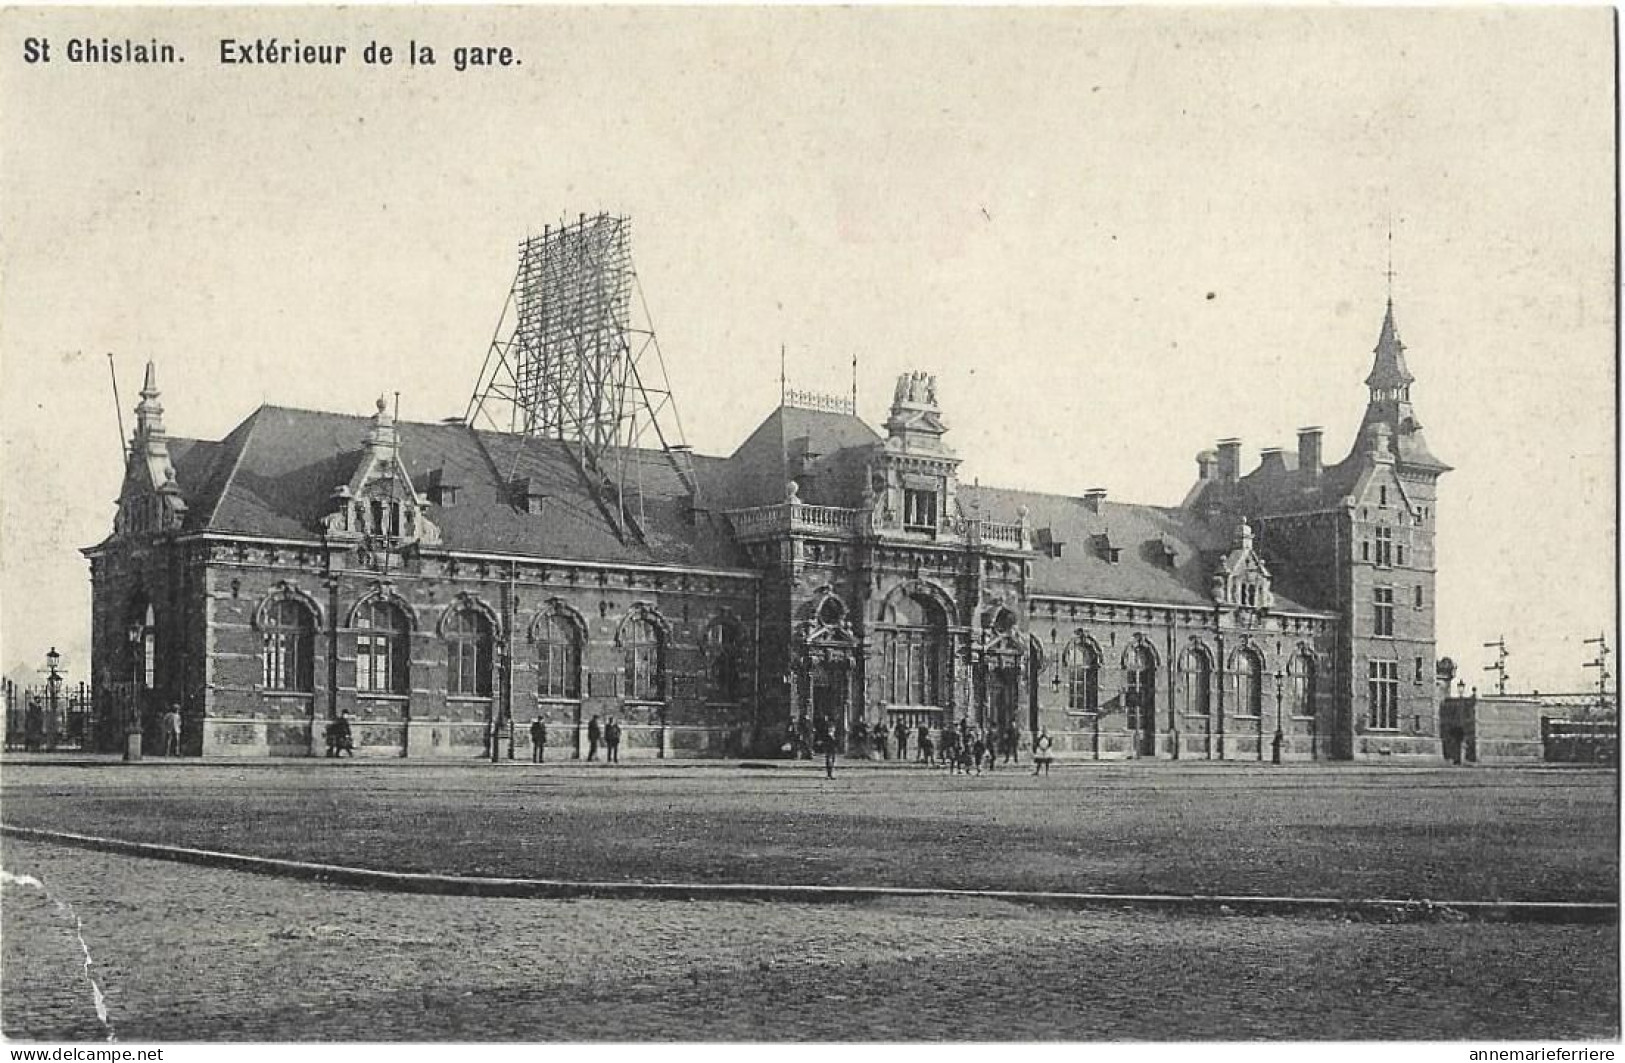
[987,664,1020,731]
[976,605,1025,734]
[809,658,851,741]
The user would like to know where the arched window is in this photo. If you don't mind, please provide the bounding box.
[263,599,316,692]
[1064,639,1100,713]
[1233,648,1263,716]
[622,616,664,701]
[536,614,582,700]
[706,620,743,703]
[355,600,409,695]
[881,593,946,706]
[132,602,156,691]
[1288,651,1316,717]
[1124,644,1156,732]
[445,608,494,697]
[1183,648,1212,715]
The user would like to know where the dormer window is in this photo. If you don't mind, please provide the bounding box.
[1212,517,1274,612]
[1091,533,1120,563]
[321,397,441,548]
[903,488,937,532]
[510,478,548,515]
[1154,536,1178,569]
[426,468,459,507]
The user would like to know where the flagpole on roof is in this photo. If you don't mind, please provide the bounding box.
[107,352,129,462]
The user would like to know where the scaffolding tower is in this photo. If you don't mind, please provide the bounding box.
[465,214,697,540]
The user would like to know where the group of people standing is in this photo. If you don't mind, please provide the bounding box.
[525,714,623,763]
[786,713,1056,776]
[924,719,1016,774]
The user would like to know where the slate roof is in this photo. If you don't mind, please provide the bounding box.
[141,399,1334,614]
[162,405,750,570]
[958,485,1324,615]
[1365,302,1415,389]
[722,405,882,509]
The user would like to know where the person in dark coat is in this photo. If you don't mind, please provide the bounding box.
[604,717,621,763]
[894,720,909,761]
[587,715,602,761]
[330,713,354,758]
[971,731,987,776]
[873,720,889,760]
[162,704,183,756]
[530,717,547,763]
[817,721,837,779]
[916,723,930,763]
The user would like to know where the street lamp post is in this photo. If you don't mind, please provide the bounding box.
[1272,668,1285,765]
[44,647,62,752]
[124,622,145,762]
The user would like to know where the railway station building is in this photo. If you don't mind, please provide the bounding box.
[85,301,1448,762]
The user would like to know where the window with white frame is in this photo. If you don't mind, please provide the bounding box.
[903,489,938,532]
[1368,659,1400,729]
[881,593,946,706]
[1232,649,1263,716]
[263,599,316,692]
[1064,639,1101,713]
[536,614,582,700]
[1374,587,1395,637]
[355,600,409,695]
[621,616,664,701]
[445,608,494,697]
[1183,649,1213,715]
[1374,526,1393,567]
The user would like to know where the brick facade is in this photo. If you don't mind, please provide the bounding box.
[84,303,1445,762]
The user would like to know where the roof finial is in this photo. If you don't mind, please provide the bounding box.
[1384,210,1398,306]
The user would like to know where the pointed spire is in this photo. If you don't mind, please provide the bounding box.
[1365,301,1415,391]
[134,359,166,439]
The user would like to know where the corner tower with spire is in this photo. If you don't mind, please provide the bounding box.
[115,361,187,536]
[1338,297,1450,760]
[1178,294,1452,762]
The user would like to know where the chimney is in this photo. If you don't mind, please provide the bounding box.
[1298,426,1323,476]
[1216,439,1241,483]
[1083,488,1107,513]
[1196,450,1218,481]
[1258,447,1286,475]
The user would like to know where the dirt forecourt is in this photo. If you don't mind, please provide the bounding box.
[0,761,1616,1041]
[0,760,1614,901]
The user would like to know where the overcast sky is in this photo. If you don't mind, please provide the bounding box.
[1,6,1613,695]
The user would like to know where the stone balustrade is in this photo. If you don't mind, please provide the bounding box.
[975,519,1026,548]
[724,505,1028,549]
[724,503,858,537]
